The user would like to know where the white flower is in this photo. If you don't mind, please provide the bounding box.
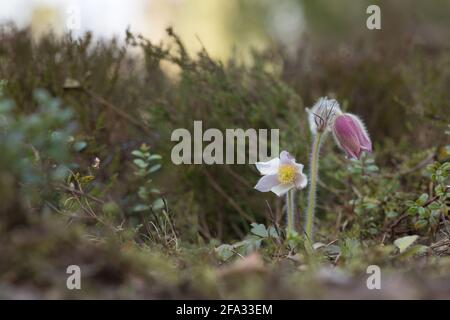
[254,151,307,197]
[306,97,342,134]
[92,157,101,169]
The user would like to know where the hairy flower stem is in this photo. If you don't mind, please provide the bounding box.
[305,132,323,247]
[286,189,295,237]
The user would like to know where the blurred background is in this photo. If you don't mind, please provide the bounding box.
[2,0,449,61]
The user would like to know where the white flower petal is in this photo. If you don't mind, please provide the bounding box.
[255,158,280,175]
[271,183,294,197]
[295,172,308,189]
[295,163,304,173]
[279,150,295,165]
[254,174,279,192]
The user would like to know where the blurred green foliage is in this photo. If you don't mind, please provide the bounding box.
[0,88,75,228]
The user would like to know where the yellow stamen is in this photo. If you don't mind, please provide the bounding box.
[277,165,296,184]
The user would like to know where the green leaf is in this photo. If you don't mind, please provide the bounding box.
[73,141,87,152]
[416,193,428,206]
[417,206,426,217]
[441,162,450,171]
[131,150,145,158]
[366,165,379,172]
[150,188,161,194]
[132,204,150,212]
[365,202,378,210]
[148,154,162,161]
[148,164,161,173]
[386,211,399,218]
[239,236,262,254]
[394,235,419,253]
[405,200,416,207]
[152,198,165,210]
[415,219,428,229]
[250,223,268,238]
[407,206,418,215]
[133,159,148,168]
[428,202,441,211]
[435,184,445,196]
[216,244,234,261]
[426,163,438,173]
[267,226,279,238]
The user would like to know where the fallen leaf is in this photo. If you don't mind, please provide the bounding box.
[394,235,419,253]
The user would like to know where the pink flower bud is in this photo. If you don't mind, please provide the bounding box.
[332,113,372,160]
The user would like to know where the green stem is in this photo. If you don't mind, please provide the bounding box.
[286,189,295,236]
[305,132,322,245]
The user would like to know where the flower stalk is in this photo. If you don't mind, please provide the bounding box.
[305,131,322,244]
[286,189,295,236]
